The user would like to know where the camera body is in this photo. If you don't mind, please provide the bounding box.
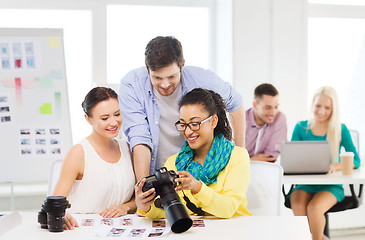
[142,167,192,233]
[142,167,178,193]
[38,196,71,232]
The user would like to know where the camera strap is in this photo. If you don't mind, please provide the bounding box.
[154,192,205,216]
[182,190,205,216]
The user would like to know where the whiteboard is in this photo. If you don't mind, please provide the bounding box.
[0,28,72,183]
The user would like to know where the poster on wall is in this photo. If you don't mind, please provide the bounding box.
[0,28,72,183]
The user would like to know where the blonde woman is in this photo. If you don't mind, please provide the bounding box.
[289,86,360,240]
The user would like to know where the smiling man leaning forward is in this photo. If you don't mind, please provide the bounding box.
[119,36,245,181]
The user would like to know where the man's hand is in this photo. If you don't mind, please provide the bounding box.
[250,153,276,162]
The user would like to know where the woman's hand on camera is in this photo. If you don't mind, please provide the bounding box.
[64,213,79,230]
[100,204,130,218]
[175,171,202,194]
[135,178,156,213]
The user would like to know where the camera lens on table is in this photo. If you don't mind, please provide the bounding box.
[38,196,70,232]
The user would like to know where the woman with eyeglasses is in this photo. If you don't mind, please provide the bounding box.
[135,88,251,218]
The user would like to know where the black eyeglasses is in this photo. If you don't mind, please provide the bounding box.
[175,115,213,132]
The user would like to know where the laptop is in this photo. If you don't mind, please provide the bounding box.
[280,141,331,175]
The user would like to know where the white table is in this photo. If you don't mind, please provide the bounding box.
[283,166,365,185]
[1,212,311,240]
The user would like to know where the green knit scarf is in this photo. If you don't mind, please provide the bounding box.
[175,134,234,186]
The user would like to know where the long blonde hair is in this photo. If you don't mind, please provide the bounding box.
[309,86,341,163]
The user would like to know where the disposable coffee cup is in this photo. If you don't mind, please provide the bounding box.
[340,152,354,175]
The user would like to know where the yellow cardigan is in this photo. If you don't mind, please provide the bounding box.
[140,146,251,219]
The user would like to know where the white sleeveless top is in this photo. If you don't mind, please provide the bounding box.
[68,138,135,213]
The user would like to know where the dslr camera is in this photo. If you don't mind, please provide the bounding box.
[142,167,192,233]
[38,196,70,232]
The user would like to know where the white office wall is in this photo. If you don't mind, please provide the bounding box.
[232,0,307,135]
[232,0,272,111]
[272,0,308,135]
[215,0,233,84]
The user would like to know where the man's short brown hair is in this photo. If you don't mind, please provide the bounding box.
[254,83,279,101]
[145,36,185,71]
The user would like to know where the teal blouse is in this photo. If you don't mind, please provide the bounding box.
[290,120,361,202]
[292,120,360,168]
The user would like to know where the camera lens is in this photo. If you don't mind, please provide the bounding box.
[37,209,48,229]
[41,196,70,232]
[165,200,193,233]
[159,186,192,233]
[47,213,66,232]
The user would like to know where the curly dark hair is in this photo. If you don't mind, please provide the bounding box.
[179,88,232,141]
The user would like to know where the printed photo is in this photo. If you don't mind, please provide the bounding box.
[1,58,10,69]
[120,218,133,226]
[100,218,114,226]
[50,139,59,145]
[50,128,60,134]
[12,42,22,55]
[20,129,31,135]
[26,56,35,68]
[36,149,46,154]
[35,129,46,135]
[36,139,46,145]
[0,106,10,112]
[0,43,9,56]
[21,139,31,145]
[25,42,34,55]
[21,149,31,155]
[1,116,11,122]
[148,228,164,238]
[14,57,22,69]
[128,229,146,238]
[51,148,61,154]
[152,220,166,228]
[0,116,11,122]
[192,219,205,228]
[0,96,8,103]
[107,228,126,237]
[81,218,95,226]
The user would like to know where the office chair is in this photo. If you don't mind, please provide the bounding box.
[47,159,63,195]
[247,161,283,216]
[283,129,363,237]
[349,129,360,156]
[283,184,362,237]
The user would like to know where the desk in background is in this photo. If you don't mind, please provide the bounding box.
[1,212,311,240]
[283,166,365,185]
[282,167,365,235]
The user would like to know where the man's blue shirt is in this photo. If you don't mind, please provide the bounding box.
[119,66,243,174]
